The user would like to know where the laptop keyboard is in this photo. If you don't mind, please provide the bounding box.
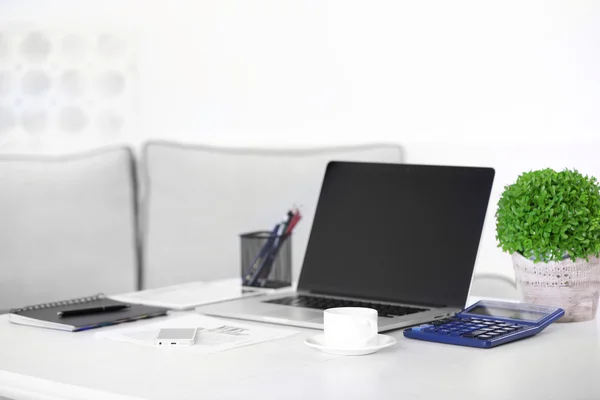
[264,295,427,318]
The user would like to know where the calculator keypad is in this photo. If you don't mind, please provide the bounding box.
[418,317,525,340]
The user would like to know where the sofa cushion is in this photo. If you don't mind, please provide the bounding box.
[0,147,138,310]
[141,141,403,289]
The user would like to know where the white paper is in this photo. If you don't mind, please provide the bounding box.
[95,314,299,354]
[109,278,271,310]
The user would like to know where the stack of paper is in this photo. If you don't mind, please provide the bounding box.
[94,314,298,355]
[109,278,277,311]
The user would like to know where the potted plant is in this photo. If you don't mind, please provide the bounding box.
[496,168,600,322]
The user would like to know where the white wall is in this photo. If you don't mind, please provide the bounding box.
[2,0,599,278]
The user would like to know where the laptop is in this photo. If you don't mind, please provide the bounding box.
[196,161,495,332]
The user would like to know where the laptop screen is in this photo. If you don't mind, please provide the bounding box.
[297,162,495,308]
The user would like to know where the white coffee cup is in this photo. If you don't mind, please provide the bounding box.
[323,307,378,349]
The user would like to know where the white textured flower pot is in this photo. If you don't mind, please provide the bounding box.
[512,252,600,322]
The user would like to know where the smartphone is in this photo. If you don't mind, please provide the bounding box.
[155,328,198,346]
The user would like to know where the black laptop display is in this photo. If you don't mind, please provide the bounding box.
[298,162,495,309]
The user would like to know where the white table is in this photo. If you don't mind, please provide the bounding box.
[0,302,599,400]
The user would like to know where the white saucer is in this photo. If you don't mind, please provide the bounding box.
[304,334,396,356]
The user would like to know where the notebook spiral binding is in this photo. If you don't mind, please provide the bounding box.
[9,293,106,314]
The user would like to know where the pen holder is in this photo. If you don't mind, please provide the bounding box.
[240,231,292,289]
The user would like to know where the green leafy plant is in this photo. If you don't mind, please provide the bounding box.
[496,168,600,263]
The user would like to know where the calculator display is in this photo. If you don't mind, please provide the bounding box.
[468,305,546,321]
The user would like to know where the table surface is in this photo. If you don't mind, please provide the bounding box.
[1,297,599,400]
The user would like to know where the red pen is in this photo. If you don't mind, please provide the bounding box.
[285,210,302,235]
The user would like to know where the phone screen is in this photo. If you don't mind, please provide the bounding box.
[156,328,197,340]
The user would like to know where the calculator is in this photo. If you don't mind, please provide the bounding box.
[403,300,564,348]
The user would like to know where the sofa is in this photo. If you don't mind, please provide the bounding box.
[0,141,405,310]
[0,147,139,310]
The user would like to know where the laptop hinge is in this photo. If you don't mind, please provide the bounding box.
[298,290,448,309]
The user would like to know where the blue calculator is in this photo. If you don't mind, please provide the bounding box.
[403,300,564,348]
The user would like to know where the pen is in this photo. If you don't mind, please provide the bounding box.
[285,209,302,235]
[283,210,296,235]
[248,220,287,286]
[243,223,281,285]
[253,221,288,286]
[57,304,130,317]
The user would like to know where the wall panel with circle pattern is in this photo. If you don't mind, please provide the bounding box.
[0,23,137,153]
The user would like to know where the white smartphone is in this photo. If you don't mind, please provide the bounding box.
[155,328,198,346]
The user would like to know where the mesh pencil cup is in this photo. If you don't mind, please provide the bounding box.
[240,231,292,289]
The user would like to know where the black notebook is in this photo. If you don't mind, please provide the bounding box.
[9,294,168,332]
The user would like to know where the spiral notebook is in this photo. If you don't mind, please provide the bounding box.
[9,294,168,332]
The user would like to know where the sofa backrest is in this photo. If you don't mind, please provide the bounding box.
[0,147,139,310]
[140,141,403,289]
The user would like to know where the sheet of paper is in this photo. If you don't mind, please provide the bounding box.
[109,278,270,310]
[95,314,299,354]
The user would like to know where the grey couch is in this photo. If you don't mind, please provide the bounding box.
[0,141,404,310]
